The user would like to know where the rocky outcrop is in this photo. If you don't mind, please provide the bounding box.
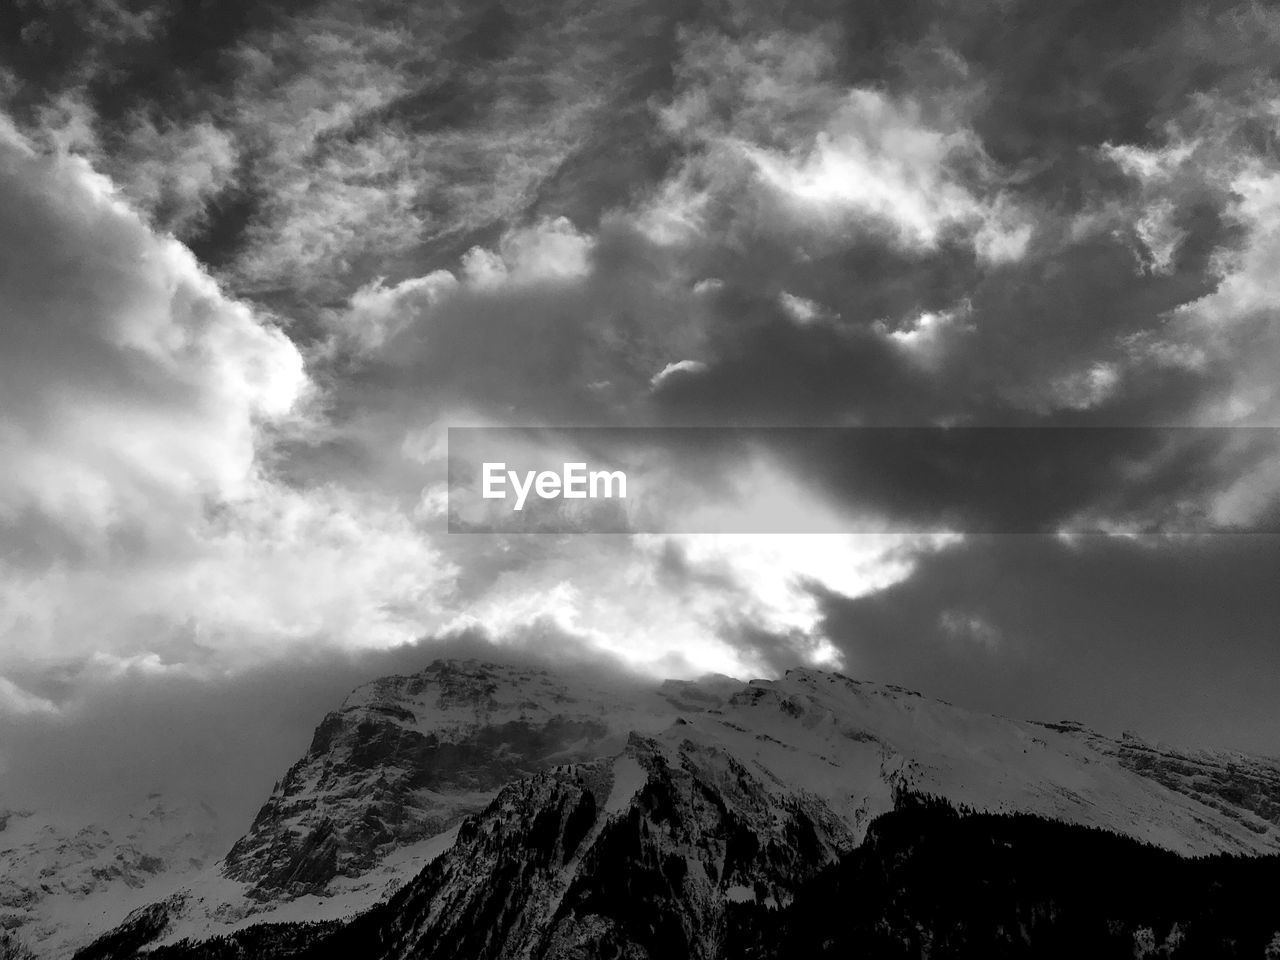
[220,660,724,898]
[262,731,858,960]
[0,797,219,958]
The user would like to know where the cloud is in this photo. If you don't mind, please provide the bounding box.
[0,675,59,718]
[1039,363,1123,414]
[938,609,1002,651]
[113,119,240,235]
[186,0,682,303]
[0,627,654,824]
[650,359,708,389]
[777,291,827,326]
[742,89,1032,260]
[460,216,594,287]
[817,533,1280,755]
[431,527,949,680]
[316,214,712,427]
[877,301,974,370]
[651,27,1035,266]
[0,133,949,688]
[0,122,460,670]
[338,271,460,354]
[0,123,307,547]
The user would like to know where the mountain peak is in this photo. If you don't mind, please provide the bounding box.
[76,661,1280,957]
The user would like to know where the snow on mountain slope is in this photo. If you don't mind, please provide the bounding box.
[79,661,1280,958]
[106,823,462,954]
[0,796,219,959]
[656,669,1280,857]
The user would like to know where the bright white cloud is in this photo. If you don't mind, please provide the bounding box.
[742,88,1025,255]
[1097,92,1280,526]
[0,124,308,546]
[0,122,462,671]
[652,29,1034,264]
[777,291,827,325]
[1105,94,1280,426]
[650,359,708,389]
[1133,198,1187,275]
[461,217,595,287]
[434,527,948,681]
[878,302,974,370]
[340,271,460,353]
[0,483,457,667]
[335,217,597,352]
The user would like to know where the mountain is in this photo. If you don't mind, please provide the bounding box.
[76,661,1280,958]
[139,787,1280,960]
[725,797,1280,959]
[220,660,732,899]
[71,661,742,953]
[0,796,220,959]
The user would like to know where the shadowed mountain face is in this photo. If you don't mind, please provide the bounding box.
[230,739,856,960]
[73,661,1280,959]
[219,661,731,898]
[106,777,1280,960]
[730,799,1280,960]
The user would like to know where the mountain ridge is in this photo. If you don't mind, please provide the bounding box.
[0,796,220,959]
[65,659,1280,958]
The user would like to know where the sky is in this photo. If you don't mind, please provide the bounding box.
[1,0,1279,821]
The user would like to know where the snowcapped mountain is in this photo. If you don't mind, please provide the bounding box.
[75,660,1280,958]
[0,796,220,959]
[221,660,742,898]
[670,669,1280,856]
[74,661,742,953]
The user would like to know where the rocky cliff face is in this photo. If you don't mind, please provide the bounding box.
[296,733,859,960]
[0,796,219,959]
[220,660,734,899]
[1093,732,1280,842]
[78,661,1280,958]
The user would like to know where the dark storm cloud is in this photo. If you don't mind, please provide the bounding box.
[9,0,1274,438]
[617,1,1280,531]
[958,1,1280,166]
[628,0,1278,417]
[650,286,925,425]
[0,0,319,114]
[641,133,1235,427]
[739,428,1280,534]
[448,425,1280,535]
[813,533,1280,755]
